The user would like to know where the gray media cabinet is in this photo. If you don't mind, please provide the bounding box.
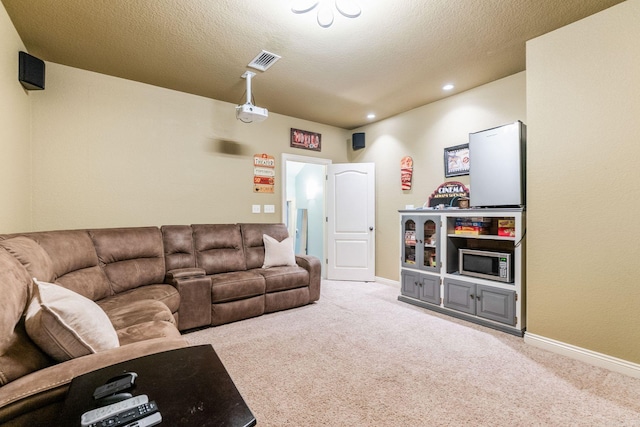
[398,208,525,336]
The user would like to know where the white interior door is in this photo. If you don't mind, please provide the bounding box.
[327,163,375,281]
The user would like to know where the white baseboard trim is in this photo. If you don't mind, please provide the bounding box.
[375,276,400,288]
[524,332,640,379]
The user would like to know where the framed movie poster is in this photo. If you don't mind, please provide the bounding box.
[444,143,470,177]
[290,128,321,152]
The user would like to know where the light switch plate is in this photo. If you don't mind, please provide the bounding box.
[252,204,261,213]
[264,204,275,213]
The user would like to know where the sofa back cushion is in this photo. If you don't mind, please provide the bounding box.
[241,223,290,270]
[29,230,113,301]
[0,236,55,282]
[192,224,246,274]
[161,225,195,271]
[90,227,165,294]
[0,248,52,386]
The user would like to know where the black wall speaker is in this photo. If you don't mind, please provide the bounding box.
[19,51,45,90]
[352,132,365,150]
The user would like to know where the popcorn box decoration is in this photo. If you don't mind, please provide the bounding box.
[498,219,516,237]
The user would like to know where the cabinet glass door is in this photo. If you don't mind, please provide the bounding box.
[422,218,438,271]
[402,218,417,267]
[402,215,440,272]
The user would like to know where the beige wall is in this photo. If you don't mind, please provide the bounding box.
[356,72,526,281]
[29,63,349,231]
[4,0,637,367]
[0,3,31,232]
[527,0,640,363]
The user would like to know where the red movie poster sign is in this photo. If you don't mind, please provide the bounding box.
[290,128,321,152]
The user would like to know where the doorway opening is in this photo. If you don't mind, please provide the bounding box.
[282,154,331,277]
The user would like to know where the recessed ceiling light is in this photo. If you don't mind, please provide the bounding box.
[367,113,376,119]
[442,84,454,91]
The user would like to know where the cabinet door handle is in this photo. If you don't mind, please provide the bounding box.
[476,295,481,300]
[470,294,474,299]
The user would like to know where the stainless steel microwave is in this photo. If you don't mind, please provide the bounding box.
[459,249,513,283]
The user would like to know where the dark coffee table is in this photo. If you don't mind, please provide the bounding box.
[60,345,256,426]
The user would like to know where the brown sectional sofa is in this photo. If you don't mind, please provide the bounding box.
[0,223,320,425]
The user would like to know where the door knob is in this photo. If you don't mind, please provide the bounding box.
[369,226,373,231]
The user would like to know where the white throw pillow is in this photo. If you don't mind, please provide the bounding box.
[25,279,120,362]
[262,235,297,268]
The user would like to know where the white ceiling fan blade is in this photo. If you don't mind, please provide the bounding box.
[335,0,361,18]
[291,0,319,14]
[317,3,334,27]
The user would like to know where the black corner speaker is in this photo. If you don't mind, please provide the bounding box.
[19,51,45,90]
[352,132,365,150]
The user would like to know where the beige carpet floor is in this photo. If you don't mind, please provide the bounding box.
[184,280,640,426]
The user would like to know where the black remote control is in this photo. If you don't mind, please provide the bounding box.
[93,373,137,400]
[89,401,158,427]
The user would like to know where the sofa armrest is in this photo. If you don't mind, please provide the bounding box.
[167,271,211,331]
[295,255,321,302]
[165,267,206,282]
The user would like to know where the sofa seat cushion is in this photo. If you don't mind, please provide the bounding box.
[255,266,309,293]
[97,284,180,314]
[116,321,183,346]
[102,300,176,331]
[209,271,265,303]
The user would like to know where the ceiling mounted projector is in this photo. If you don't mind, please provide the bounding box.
[236,71,268,123]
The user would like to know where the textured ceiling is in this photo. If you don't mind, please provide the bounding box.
[2,0,624,129]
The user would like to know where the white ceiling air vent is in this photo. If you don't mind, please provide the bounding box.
[248,50,281,72]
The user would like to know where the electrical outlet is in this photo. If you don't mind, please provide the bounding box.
[252,205,261,214]
[264,204,275,213]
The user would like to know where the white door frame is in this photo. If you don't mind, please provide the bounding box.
[281,154,332,276]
